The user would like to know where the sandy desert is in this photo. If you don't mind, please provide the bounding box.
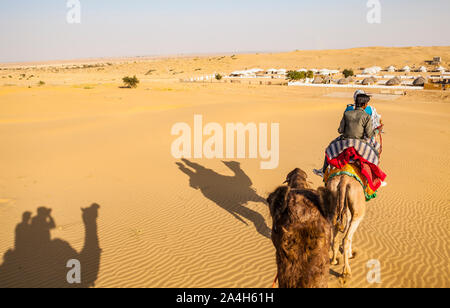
[0,47,449,288]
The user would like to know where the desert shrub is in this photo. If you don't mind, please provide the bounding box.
[215,73,223,81]
[122,75,140,88]
[343,69,354,78]
[38,81,45,86]
[286,70,306,81]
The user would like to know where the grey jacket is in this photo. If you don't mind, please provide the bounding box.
[338,108,374,139]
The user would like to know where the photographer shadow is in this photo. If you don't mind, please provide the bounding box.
[176,159,271,239]
[0,204,101,288]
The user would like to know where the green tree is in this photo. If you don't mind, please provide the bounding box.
[122,75,140,88]
[286,70,306,81]
[342,69,354,78]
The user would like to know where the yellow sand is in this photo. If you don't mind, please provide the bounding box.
[0,47,449,288]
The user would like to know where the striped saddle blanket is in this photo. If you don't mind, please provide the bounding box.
[326,137,381,166]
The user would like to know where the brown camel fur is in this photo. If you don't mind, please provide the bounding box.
[267,169,336,288]
[326,175,366,279]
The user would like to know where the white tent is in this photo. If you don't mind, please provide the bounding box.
[419,66,427,72]
[248,68,264,74]
[402,66,411,72]
[373,66,382,72]
[319,69,331,75]
[437,66,446,72]
[387,66,396,72]
[276,69,287,75]
[363,67,377,75]
[267,68,278,74]
[362,66,382,75]
[297,69,308,72]
[230,70,244,76]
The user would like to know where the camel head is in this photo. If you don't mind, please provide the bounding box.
[222,161,241,171]
[82,203,100,224]
[284,168,310,190]
[268,169,311,230]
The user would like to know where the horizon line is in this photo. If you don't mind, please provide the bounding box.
[1,45,449,67]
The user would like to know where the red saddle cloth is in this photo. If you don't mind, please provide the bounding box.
[327,147,387,192]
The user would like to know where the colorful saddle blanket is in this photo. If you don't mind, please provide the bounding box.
[324,163,378,201]
[326,137,381,166]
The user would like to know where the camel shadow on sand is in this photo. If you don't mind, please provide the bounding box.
[0,203,101,288]
[176,159,271,239]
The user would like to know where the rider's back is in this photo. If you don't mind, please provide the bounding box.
[338,108,374,140]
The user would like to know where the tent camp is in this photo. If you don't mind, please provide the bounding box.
[229,70,258,77]
[363,66,382,75]
[266,68,286,75]
[313,77,324,84]
[419,66,427,72]
[387,66,396,72]
[362,77,377,85]
[413,76,427,86]
[437,66,446,73]
[337,78,349,85]
[248,68,264,74]
[402,66,411,72]
[229,71,247,77]
[386,77,402,86]
[323,76,332,84]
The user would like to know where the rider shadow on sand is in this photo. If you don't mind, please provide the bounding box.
[176,159,271,239]
[0,204,101,288]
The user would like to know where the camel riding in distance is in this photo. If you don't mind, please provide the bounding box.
[316,90,387,279]
[268,90,387,287]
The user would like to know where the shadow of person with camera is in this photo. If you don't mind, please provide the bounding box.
[0,204,101,288]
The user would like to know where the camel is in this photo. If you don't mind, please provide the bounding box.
[0,203,101,288]
[326,175,366,279]
[267,169,336,288]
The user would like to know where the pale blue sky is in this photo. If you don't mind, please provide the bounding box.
[0,0,449,62]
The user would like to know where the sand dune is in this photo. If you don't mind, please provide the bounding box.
[0,47,449,288]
